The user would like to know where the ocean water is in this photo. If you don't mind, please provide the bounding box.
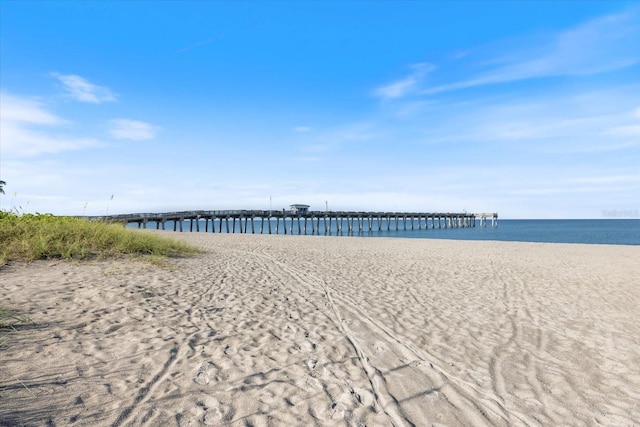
[130,218,640,245]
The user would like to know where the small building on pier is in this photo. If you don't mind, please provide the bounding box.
[290,204,310,214]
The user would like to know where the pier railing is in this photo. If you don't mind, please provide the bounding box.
[84,210,498,234]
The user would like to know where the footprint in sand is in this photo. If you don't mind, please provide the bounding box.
[322,387,374,422]
[185,396,227,426]
[194,363,210,385]
[194,361,216,385]
[194,361,227,385]
[202,407,224,426]
[306,358,328,380]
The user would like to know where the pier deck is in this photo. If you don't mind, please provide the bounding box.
[86,210,498,235]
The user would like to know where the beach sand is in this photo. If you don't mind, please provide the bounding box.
[1,233,639,426]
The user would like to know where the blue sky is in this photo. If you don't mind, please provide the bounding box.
[1,1,638,218]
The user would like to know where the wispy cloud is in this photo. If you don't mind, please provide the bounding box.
[602,105,640,137]
[0,92,100,157]
[0,93,64,125]
[108,119,159,140]
[374,63,434,100]
[416,86,640,153]
[319,122,381,145]
[174,35,222,54]
[603,124,640,137]
[423,7,640,94]
[568,175,640,185]
[52,73,118,103]
[293,126,311,133]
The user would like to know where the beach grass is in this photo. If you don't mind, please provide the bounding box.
[0,212,202,265]
[0,306,31,329]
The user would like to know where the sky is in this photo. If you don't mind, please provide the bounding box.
[1,1,639,219]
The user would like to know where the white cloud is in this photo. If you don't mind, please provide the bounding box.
[603,125,640,137]
[375,76,419,100]
[320,122,380,144]
[374,63,434,100]
[0,92,100,157]
[416,86,640,153]
[568,175,640,185]
[0,93,64,125]
[293,126,311,132]
[423,7,640,94]
[108,119,159,140]
[52,73,118,103]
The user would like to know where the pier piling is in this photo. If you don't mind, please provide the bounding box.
[86,210,497,236]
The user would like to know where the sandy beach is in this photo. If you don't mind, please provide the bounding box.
[1,232,639,426]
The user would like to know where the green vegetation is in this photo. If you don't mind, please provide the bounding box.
[0,306,31,329]
[0,212,202,265]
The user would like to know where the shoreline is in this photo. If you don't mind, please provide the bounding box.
[125,217,640,246]
[2,233,639,425]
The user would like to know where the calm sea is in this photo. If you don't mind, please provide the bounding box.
[131,218,640,246]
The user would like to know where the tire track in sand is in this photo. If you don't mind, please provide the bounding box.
[245,249,412,427]
[245,248,532,426]
[110,343,179,427]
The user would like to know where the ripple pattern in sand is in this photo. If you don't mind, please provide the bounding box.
[1,234,639,426]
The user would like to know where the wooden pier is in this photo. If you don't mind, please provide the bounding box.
[87,210,498,235]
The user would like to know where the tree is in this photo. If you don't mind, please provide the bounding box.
[0,180,5,211]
